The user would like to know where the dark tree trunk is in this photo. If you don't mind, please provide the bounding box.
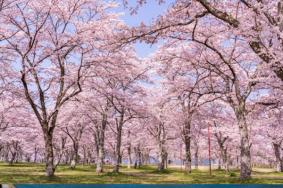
[158,144,166,171]
[70,143,79,169]
[273,143,283,172]
[184,139,191,173]
[137,145,142,168]
[44,132,55,177]
[95,115,107,173]
[113,124,122,173]
[165,152,168,169]
[34,146,39,163]
[113,130,122,173]
[183,120,192,173]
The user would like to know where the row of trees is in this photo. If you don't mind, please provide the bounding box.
[0,0,282,181]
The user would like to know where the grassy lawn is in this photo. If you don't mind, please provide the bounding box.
[0,163,283,184]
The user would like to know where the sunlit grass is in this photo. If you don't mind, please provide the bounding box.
[0,162,283,184]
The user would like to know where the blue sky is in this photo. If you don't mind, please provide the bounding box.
[117,0,174,58]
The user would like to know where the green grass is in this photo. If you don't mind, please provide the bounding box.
[0,163,283,184]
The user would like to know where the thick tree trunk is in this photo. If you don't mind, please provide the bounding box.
[75,144,79,165]
[96,145,105,173]
[273,143,283,172]
[237,111,251,180]
[158,156,165,170]
[95,133,105,173]
[44,132,55,177]
[70,143,79,169]
[158,143,166,171]
[184,139,192,173]
[113,124,122,173]
[70,144,78,169]
[94,114,107,173]
[183,121,192,173]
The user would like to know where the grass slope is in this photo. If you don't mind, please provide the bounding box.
[0,163,283,184]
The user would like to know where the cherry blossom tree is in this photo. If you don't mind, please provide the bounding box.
[145,96,174,171]
[254,88,283,172]
[122,0,283,82]
[0,0,123,177]
[78,89,112,173]
[151,40,221,173]
[57,103,90,169]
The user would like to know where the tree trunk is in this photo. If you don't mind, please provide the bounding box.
[75,144,79,166]
[70,143,79,169]
[94,113,107,173]
[113,124,122,173]
[183,120,192,173]
[158,143,166,171]
[137,145,142,168]
[194,143,199,170]
[9,153,16,165]
[96,145,104,173]
[95,130,106,173]
[127,131,132,169]
[44,132,55,177]
[158,155,165,170]
[165,152,168,169]
[223,148,229,172]
[127,145,132,169]
[277,161,283,172]
[219,145,230,172]
[273,143,283,172]
[184,139,192,173]
[237,111,251,180]
[34,147,38,163]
